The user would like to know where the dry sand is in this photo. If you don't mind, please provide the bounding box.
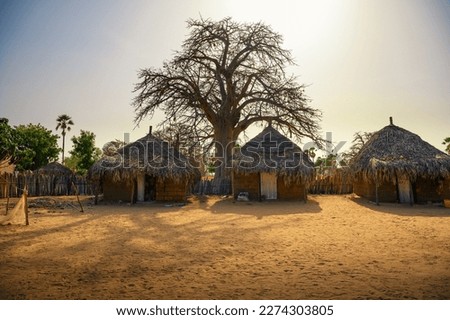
[1,195,449,300]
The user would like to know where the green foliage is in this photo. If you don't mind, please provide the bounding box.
[443,137,450,154]
[314,154,337,167]
[69,130,101,175]
[0,118,16,160]
[14,123,60,171]
[64,154,81,172]
[56,114,74,163]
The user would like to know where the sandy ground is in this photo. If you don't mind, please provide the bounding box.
[1,194,449,300]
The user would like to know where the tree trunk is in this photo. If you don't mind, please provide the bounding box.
[212,123,235,193]
[62,132,66,164]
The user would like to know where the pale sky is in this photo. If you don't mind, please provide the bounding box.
[0,0,449,156]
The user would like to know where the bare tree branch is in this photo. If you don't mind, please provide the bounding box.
[132,17,322,180]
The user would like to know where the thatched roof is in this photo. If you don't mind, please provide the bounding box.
[350,123,450,182]
[89,132,199,182]
[233,126,314,182]
[36,161,73,176]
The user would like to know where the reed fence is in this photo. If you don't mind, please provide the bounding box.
[0,172,94,198]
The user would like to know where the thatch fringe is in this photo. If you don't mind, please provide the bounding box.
[350,124,450,183]
[233,126,314,183]
[89,133,200,183]
[309,166,353,194]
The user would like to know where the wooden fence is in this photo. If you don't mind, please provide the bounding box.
[193,178,231,195]
[309,167,353,195]
[0,172,94,198]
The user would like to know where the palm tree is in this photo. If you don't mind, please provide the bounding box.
[56,114,74,164]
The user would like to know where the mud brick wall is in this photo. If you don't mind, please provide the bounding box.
[277,178,307,201]
[233,172,260,200]
[415,177,443,203]
[353,177,397,202]
[156,178,187,202]
[443,178,450,199]
[103,177,133,202]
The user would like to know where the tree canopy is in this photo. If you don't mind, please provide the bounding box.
[68,130,101,175]
[14,123,60,171]
[0,118,16,161]
[133,17,322,180]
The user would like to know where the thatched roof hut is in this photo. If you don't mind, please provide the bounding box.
[89,128,199,202]
[37,161,73,176]
[351,119,450,204]
[232,126,314,201]
[34,162,74,196]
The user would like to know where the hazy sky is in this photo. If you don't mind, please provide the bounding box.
[0,0,449,156]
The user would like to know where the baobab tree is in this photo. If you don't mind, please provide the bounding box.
[133,17,321,182]
[56,114,74,164]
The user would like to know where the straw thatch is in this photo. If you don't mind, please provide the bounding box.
[351,123,450,183]
[89,132,199,183]
[233,126,314,183]
[36,161,73,176]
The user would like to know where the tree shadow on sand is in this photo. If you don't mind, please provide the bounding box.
[208,197,322,219]
[350,195,450,218]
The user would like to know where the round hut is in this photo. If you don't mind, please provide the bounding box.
[36,162,74,196]
[351,118,450,204]
[233,126,314,201]
[89,128,199,202]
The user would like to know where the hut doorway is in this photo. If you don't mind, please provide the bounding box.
[260,172,277,199]
[144,175,156,201]
[136,174,156,202]
[398,175,414,204]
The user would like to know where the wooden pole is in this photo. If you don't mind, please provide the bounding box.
[24,187,29,226]
[375,177,379,206]
[5,183,10,215]
[72,182,84,212]
[130,179,135,204]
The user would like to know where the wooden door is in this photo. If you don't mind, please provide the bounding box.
[260,172,277,200]
[398,175,413,204]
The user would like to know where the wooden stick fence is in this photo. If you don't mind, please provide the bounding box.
[0,172,94,198]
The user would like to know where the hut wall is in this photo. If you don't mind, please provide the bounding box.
[353,177,397,202]
[103,177,133,202]
[232,172,260,200]
[443,178,450,207]
[277,178,306,201]
[155,178,187,202]
[414,177,444,203]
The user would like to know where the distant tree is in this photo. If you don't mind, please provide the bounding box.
[69,130,101,175]
[56,114,74,164]
[133,17,322,183]
[341,131,373,165]
[443,137,450,154]
[14,124,60,171]
[308,147,317,163]
[315,153,337,168]
[0,118,16,160]
[153,122,207,172]
[102,139,126,156]
[63,154,80,172]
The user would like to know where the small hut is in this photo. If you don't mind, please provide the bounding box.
[351,118,450,204]
[36,161,74,196]
[232,126,314,201]
[89,127,199,202]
